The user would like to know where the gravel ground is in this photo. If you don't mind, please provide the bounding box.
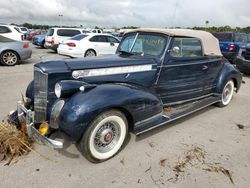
[0,44,250,188]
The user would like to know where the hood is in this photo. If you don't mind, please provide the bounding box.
[35,54,158,73]
[34,54,159,87]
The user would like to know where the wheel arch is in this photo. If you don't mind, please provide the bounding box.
[101,106,134,132]
[215,63,242,94]
[84,48,97,56]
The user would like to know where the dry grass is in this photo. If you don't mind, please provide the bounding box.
[0,121,33,165]
[203,165,234,184]
[173,146,206,181]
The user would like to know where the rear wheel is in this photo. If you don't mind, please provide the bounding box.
[84,49,96,57]
[0,51,19,66]
[216,80,234,107]
[80,110,128,163]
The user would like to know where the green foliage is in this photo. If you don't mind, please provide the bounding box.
[193,25,250,33]
[10,23,250,33]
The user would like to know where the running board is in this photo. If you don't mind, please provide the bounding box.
[134,96,220,135]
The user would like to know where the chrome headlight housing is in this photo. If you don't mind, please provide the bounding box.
[54,83,62,98]
[54,80,95,99]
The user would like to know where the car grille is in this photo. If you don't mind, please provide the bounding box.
[243,49,250,60]
[34,68,48,122]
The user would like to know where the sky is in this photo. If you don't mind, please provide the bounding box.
[0,0,250,28]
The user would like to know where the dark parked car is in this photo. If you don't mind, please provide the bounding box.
[213,32,248,63]
[32,34,46,48]
[13,29,242,162]
[235,44,250,74]
[0,35,32,66]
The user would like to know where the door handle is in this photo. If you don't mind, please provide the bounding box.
[202,65,208,70]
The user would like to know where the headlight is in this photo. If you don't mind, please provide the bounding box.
[55,83,62,98]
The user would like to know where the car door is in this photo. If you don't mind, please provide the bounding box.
[89,35,111,55]
[157,37,212,104]
[106,36,120,54]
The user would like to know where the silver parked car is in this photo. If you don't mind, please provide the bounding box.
[0,35,32,66]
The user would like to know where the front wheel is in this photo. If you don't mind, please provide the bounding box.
[216,80,234,107]
[80,110,128,163]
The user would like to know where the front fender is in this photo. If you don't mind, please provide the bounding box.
[58,83,163,141]
[215,63,242,94]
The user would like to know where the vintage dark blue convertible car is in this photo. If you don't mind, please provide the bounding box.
[15,28,242,162]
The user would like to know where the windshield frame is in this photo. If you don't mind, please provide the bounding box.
[117,32,168,57]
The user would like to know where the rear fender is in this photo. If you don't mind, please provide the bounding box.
[58,83,163,141]
[215,63,242,94]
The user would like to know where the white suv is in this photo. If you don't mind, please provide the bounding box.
[0,25,24,41]
[45,28,85,51]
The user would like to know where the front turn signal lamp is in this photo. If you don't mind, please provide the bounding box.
[39,122,49,136]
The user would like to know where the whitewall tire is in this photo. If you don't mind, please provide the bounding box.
[217,80,234,107]
[80,110,128,163]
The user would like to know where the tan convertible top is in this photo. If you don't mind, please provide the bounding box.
[126,28,222,56]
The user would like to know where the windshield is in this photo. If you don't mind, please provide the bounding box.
[117,33,167,56]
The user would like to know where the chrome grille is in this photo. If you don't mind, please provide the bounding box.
[34,67,48,122]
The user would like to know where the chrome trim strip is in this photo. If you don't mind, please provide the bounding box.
[129,32,139,52]
[161,58,221,68]
[136,99,220,135]
[135,112,163,126]
[72,64,155,79]
[155,37,172,85]
[163,93,219,106]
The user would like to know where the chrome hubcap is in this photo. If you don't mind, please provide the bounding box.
[94,122,120,153]
[223,84,232,101]
[3,52,17,65]
[222,82,233,104]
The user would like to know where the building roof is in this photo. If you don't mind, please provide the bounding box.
[126,28,222,56]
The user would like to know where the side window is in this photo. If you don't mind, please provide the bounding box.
[0,26,11,33]
[89,35,107,42]
[107,36,119,43]
[170,37,203,57]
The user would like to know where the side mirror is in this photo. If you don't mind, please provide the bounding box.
[110,42,115,46]
[172,46,180,54]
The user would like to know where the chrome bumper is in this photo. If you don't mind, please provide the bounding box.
[17,101,63,149]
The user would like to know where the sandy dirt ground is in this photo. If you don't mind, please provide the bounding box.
[0,45,249,188]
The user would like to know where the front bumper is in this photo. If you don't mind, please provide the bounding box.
[17,101,63,148]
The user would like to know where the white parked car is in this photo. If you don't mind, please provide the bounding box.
[18,27,29,39]
[57,33,120,57]
[0,24,24,41]
[45,28,86,51]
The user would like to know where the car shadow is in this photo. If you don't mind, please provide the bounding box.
[47,50,57,54]
[243,73,250,78]
[135,105,215,142]
[50,131,80,159]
